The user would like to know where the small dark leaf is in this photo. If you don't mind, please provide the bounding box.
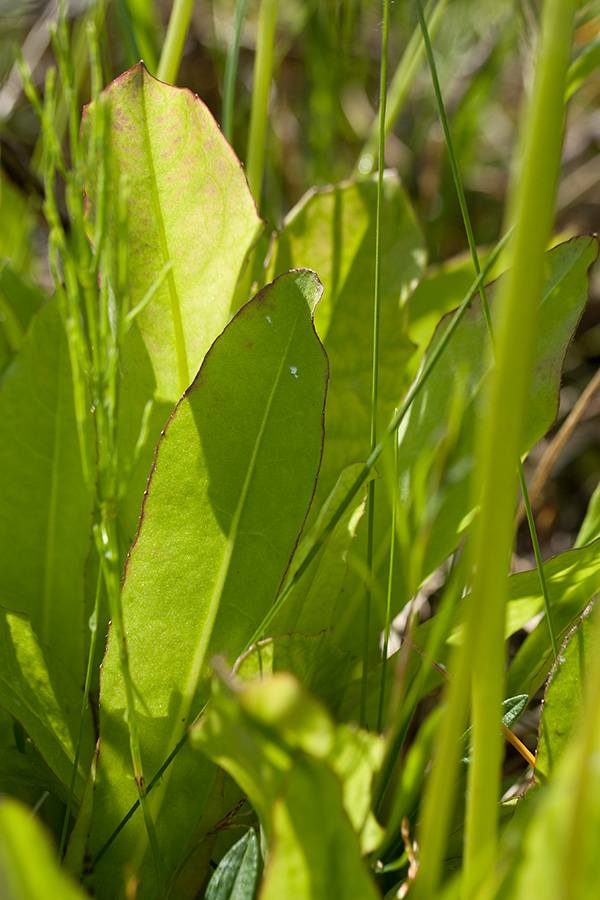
[206,830,260,900]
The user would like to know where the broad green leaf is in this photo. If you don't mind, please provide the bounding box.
[205,830,260,900]
[0,264,47,340]
[0,608,94,803]
[85,271,328,899]
[0,296,93,686]
[265,172,425,510]
[191,673,383,900]
[0,262,47,372]
[83,62,263,552]
[165,768,236,900]
[0,797,89,900]
[535,602,599,780]
[0,172,37,276]
[397,235,597,583]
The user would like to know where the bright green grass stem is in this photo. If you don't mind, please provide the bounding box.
[462,0,577,893]
[414,2,578,895]
[246,0,277,210]
[222,0,250,143]
[362,0,390,729]
[157,0,194,84]
[414,0,559,662]
[356,0,449,177]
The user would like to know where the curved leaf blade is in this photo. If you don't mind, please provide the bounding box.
[83,62,263,549]
[87,270,328,898]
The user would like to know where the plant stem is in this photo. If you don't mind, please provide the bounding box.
[414,0,560,663]
[245,0,277,211]
[222,0,250,143]
[58,561,103,860]
[378,409,398,733]
[362,0,390,730]
[355,0,449,177]
[157,0,194,84]
[461,1,577,893]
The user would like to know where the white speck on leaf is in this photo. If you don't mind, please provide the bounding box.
[290,366,298,378]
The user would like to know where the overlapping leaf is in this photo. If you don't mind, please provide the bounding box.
[192,673,383,900]
[85,271,328,898]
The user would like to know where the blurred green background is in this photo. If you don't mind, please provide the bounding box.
[1,0,599,556]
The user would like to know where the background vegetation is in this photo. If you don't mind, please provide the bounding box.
[1,1,600,899]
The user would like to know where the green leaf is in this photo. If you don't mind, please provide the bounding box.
[0,297,93,687]
[236,632,352,717]
[272,462,371,637]
[265,172,425,510]
[397,235,597,583]
[505,538,600,697]
[0,262,48,371]
[0,797,90,900]
[83,62,263,551]
[191,673,383,900]
[0,608,94,804]
[566,32,600,99]
[85,270,328,898]
[205,830,260,900]
[535,602,599,780]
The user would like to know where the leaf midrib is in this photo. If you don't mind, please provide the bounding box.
[139,70,190,395]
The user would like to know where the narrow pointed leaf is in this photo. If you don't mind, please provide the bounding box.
[86,270,328,898]
[205,829,260,900]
